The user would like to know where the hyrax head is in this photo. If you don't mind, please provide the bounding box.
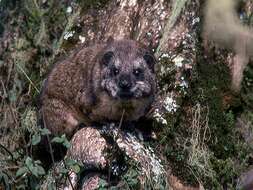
[100,39,156,100]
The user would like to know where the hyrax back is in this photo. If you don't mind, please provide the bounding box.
[41,39,156,137]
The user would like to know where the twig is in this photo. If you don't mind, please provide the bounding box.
[9,105,18,125]
[155,0,187,57]
[62,159,75,190]
[108,109,125,185]
[7,61,14,86]
[15,63,40,93]
[118,109,125,131]
[0,79,7,99]
[0,143,14,160]
[114,109,125,143]
[3,166,19,170]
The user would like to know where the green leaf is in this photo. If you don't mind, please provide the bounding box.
[31,134,41,145]
[63,140,71,148]
[30,166,39,177]
[16,167,28,177]
[51,134,71,148]
[16,184,26,190]
[129,178,138,185]
[65,158,77,166]
[51,137,63,143]
[36,165,45,176]
[70,164,80,173]
[34,160,42,164]
[48,182,56,190]
[25,157,33,168]
[59,168,68,174]
[25,157,39,177]
[98,178,107,188]
[159,184,166,190]
[8,88,17,102]
[40,128,51,135]
[62,134,71,148]
[25,157,45,177]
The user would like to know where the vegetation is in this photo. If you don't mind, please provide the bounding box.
[156,52,251,189]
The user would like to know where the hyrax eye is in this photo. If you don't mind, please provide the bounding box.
[133,68,142,76]
[113,68,119,75]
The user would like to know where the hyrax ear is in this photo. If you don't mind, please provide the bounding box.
[143,53,156,72]
[101,51,114,66]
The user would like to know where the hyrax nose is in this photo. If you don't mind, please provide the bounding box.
[119,75,131,90]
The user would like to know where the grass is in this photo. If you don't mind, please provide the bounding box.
[185,104,215,182]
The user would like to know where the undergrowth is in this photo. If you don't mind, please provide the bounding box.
[0,0,110,189]
[156,48,252,189]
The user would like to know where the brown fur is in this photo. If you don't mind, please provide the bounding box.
[40,39,156,137]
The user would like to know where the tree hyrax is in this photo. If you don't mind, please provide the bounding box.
[40,39,156,137]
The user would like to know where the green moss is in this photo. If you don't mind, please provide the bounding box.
[192,60,231,158]
[76,0,109,12]
[155,112,198,185]
[157,57,176,92]
[242,63,253,108]
[190,56,250,187]
[156,49,251,188]
[190,54,250,187]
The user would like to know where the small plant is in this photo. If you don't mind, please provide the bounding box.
[51,134,71,149]
[31,128,51,146]
[98,178,108,190]
[122,167,140,189]
[16,157,45,178]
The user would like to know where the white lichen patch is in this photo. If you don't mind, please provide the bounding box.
[101,123,166,186]
[160,53,169,59]
[120,0,137,8]
[63,31,75,40]
[78,35,86,43]
[159,64,171,76]
[21,107,38,132]
[145,146,165,184]
[157,53,174,77]
[163,95,178,113]
[117,129,166,185]
[66,6,73,14]
[174,76,189,95]
[192,17,200,25]
[173,56,184,68]
[153,109,167,125]
[179,78,188,89]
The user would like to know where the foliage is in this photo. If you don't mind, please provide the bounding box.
[0,144,46,189]
[0,123,83,189]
